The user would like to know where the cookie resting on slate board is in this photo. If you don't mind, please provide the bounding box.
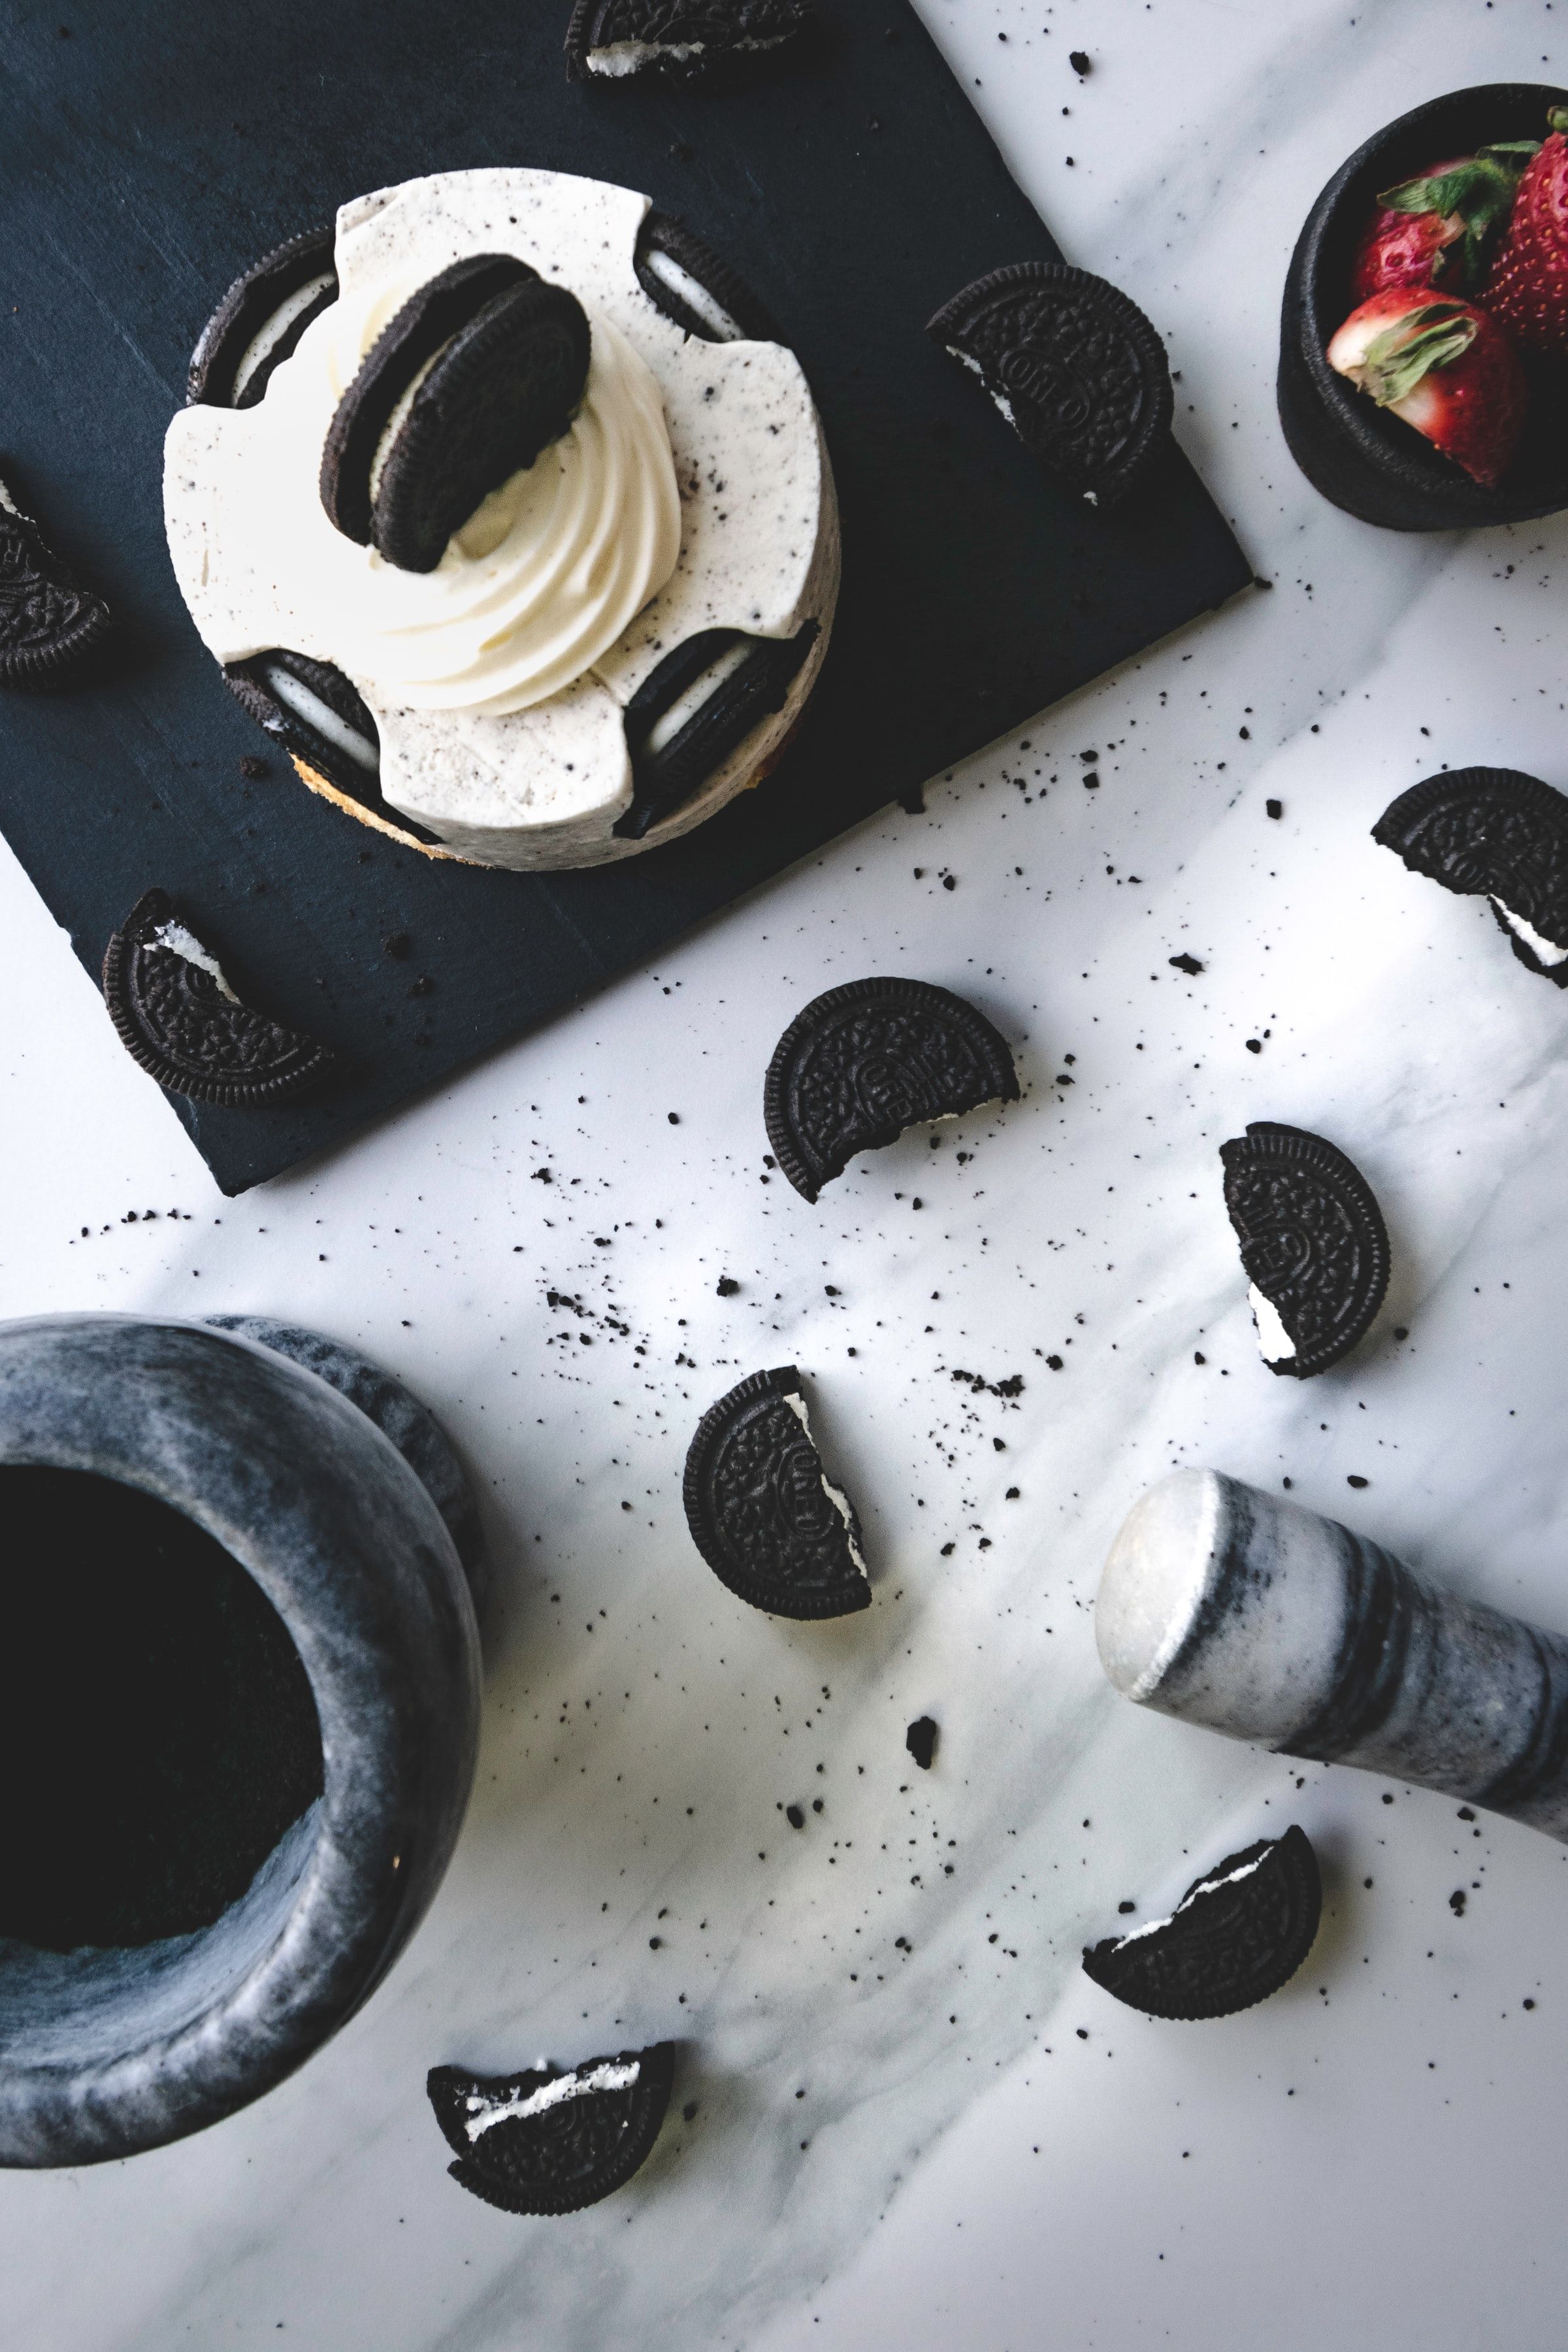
[0,0,1250,1193]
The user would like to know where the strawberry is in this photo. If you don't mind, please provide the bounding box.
[1326,289,1527,488]
[1350,146,1536,302]
[1483,108,1568,353]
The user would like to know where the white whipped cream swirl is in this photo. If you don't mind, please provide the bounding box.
[192,270,682,718]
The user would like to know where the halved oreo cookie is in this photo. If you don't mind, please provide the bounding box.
[764,977,1019,1203]
[926,263,1173,507]
[1372,766,1568,986]
[428,2042,675,2217]
[564,0,814,85]
[683,1366,870,1620]
[1220,1122,1390,1378]
[1081,1826,1322,2021]
[633,212,778,344]
[102,889,336,1109]
[615,621,818,840]
[0,481,112,690]
[187,224,338,410]
[222,649,440,845]
[320,254,591,574]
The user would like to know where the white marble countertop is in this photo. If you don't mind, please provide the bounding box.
[6,1,1568,2344]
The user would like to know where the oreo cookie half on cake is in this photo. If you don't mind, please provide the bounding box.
[564,0,814,84]
[319,254,592,574]
[0,478,111,689]
[1372,766,1568,985]
[186,225,338,411]
[683,1367,870,1619]
[166,169,839,870]
[927,263,1173,507]
[1082,1826,1322,2021]
[765,977,1019,1203]
[102,889,336,1109]
[1220,1122,1390,1378]
[428,2043,675,2216]
[221,647,448,843]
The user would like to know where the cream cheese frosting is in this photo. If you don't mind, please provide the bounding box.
[165,167,838,870]
[175,285,681,717]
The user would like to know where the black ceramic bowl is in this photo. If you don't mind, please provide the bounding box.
[1279,82,1568,531]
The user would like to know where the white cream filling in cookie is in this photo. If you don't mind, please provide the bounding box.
[165,166,838,871]
[1247,1282,1296,1365]
[1491,897,1568,966]
[462,2058,642,2142]
[783,1390,869,1580]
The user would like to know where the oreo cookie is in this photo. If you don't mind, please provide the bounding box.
[615,621,818,839]
[1081,1826,1322,2021]
[428,2042,675,2216]
[564,0,813,85]
[1372,766,1568,986]
[319,255,591,573]
[222,649,440,846]
[102,889,336,1109]
[1220,1122,1390,1378]
[186,225,338,410]
[683,1366,870,1620]
[0,480,111,690]
[633,212,778,344]
[764,977,1019,1203]
[926,263,1173,507]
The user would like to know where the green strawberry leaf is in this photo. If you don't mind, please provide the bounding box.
[1377,152,1537,293]
[1360,303,1478,405]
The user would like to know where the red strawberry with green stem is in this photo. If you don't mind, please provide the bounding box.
[1351,146,1538,302]
[1484,108,1568,353]
[1327,289,1528,487]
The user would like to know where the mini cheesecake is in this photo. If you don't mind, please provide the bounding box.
[165,168,839,872]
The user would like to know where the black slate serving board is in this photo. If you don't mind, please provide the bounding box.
[0,1,1250,1192]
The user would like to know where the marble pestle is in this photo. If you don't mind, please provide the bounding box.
[1096,1469,1568,1841]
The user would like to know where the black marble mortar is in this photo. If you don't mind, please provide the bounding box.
[1278,82,1568,531]
[0,1313,482,2167]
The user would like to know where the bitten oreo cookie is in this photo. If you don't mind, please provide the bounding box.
[683,1366,870,1620]
[0,481,112,690]
[186,224,338,410]
[634,212,778,344]
[102,889,336,1109]
[428,2043,675,2216]
[565,0,813,84]
[764,977,1019,1203]
[1220,1122,1390,1378]
[926,263,1173,507]
[1081,1826,1322,2021]
[615,621,818,839]
[319,254,592,573]
[1372,766,1568,985]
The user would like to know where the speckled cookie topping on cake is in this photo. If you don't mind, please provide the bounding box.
[166,167,838,870]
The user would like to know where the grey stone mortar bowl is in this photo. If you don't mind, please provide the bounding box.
[0,1313,483,2168]
[1278,82,1568,531]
